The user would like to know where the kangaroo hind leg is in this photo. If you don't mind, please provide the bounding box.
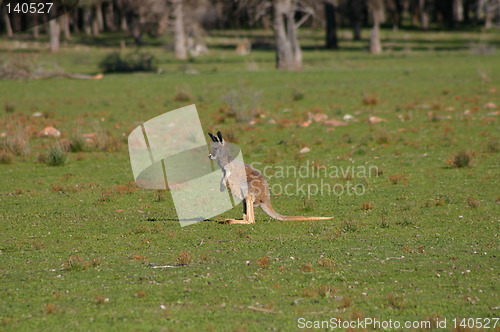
[225,195,255,224]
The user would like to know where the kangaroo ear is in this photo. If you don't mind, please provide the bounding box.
[217,131,224,144]
[208,133,218,143]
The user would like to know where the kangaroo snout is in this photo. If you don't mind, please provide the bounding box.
[208,154,216,160]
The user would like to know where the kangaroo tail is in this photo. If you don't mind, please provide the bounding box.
[260,201,333,221]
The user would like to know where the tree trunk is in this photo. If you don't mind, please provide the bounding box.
[273,0,302,70]
[62,13,71,40]
[324,1,339,49]
[49,19,60,53]
[286,2,302,68]
[95,2,104,31]
[72,9,80,33]
[349,0,364,40]
[387,0,403,31]
[105,2,116,31]
[32,15,40,39]
[453,0,464,21]
[116,0,128,32]
[484,0,498,29]
[120,15,128,31]
[3,6,13,38]
[419,0,430,29]
[172,0,187,60]
[83,8,92,35]
[92,6,100,36]
[368,0,384,54]
[123,8,143,45]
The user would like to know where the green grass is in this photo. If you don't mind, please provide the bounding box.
[0,27,499,331]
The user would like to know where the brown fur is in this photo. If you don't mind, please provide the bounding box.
[224,163,333,224]
[208,131,333,224]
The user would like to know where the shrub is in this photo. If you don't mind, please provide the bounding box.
[342,219,359,232]
[177,251,192,265]
[99,51,157,73]
[361,201,374,210]
[362,93,378,106]
[0,150,13,164]
[291,88,304,101]
[466,197,480,208]
[44,303,56,314]
[45,145,67,166]
[257,256,270,268]
[487,140,499,153]
[300,263,313,272]
[388,173,408,185]
[173,88,192,102]
[0,126,30,156]
[69,135,87,153]
[221,87,262,123]
[62,255,99,271]
[92,127,121,152]
[4,101,15,113]
[452,150,472,168]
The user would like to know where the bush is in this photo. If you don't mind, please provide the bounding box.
[452,151,472,168]
[291,88,304,101]
[221,87,262,123]
[177,251,192,266]
[99,52,157,73]
[0,127,30,156]
[4,102,15,113]
[173,89,192,102]
[0,150,13,164]
[487,140,499,153]
[69,135,87,153]
[45,145,67,166]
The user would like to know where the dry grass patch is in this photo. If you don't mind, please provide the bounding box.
[177,251,192,265]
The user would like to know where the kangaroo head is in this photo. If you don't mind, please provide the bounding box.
[208,131,226,160]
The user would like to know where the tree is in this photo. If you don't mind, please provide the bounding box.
[104,1,117,31]
[2,5,14,38]
[454,0,464,22]
[273,0,303,70]
[347,0,365,40]
[483,0,500,29]
[62,12,71,40]
[49,18,61,53]
[419,0,430,30]
[172,0,187,59]
[386,0,403,31]
[368,0,384,54]
[324,0,339,49]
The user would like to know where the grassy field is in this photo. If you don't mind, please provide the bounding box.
[0,27,499,331]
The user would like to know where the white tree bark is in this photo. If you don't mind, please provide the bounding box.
[419,0,429,30]
[172,0,187,60]
[453,0,464,22]
[368,0,384,54]
[92,5,100,36]
[83,8,92,35]
[96,1,104,31]
[49,18,61,53]
[483,0,499,29]
[273,0,302,71]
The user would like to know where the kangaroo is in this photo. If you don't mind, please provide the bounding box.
[208,131,333,224]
